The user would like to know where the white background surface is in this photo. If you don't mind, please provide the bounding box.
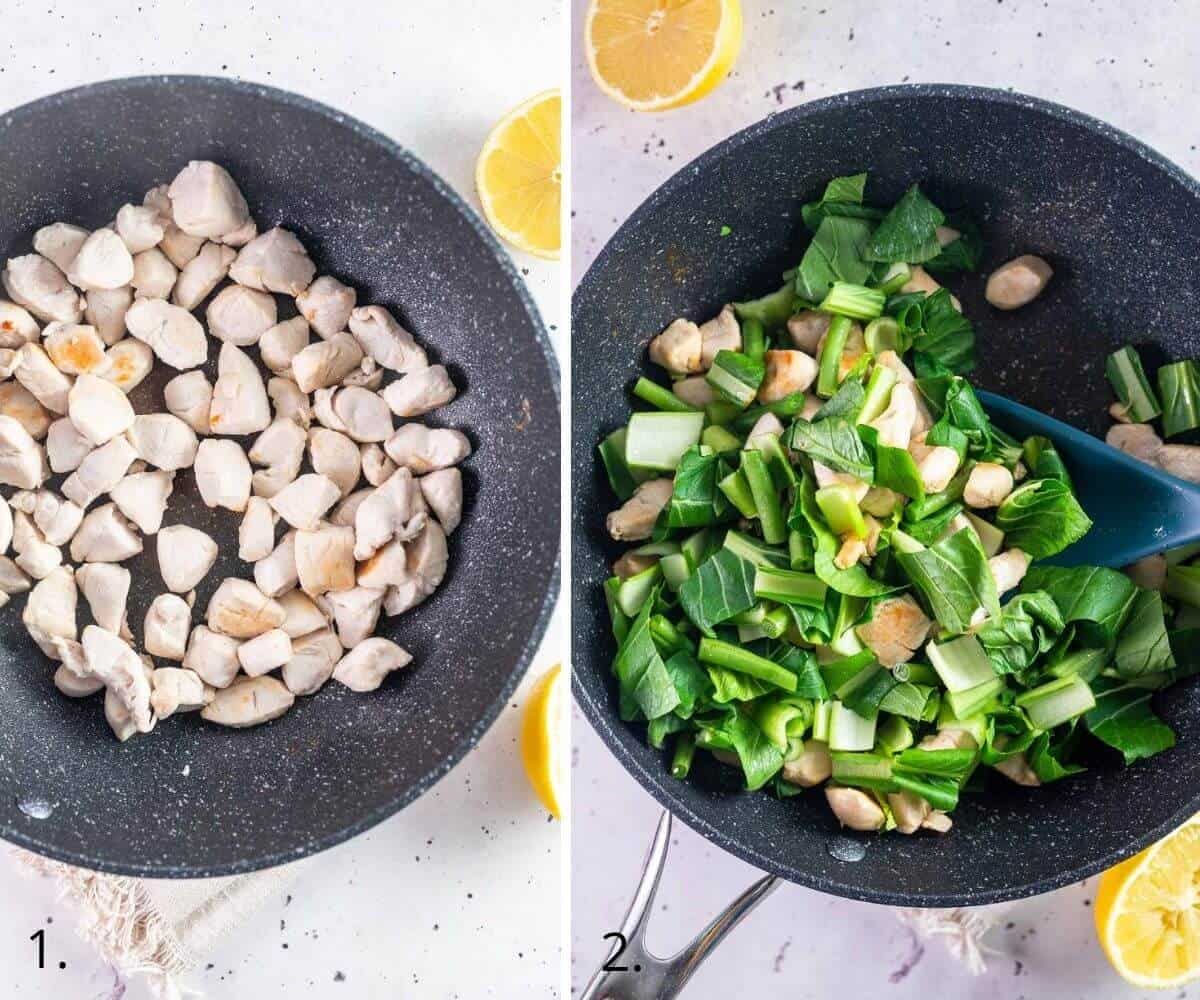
[0,2,564,998]
[571,1,1198,998]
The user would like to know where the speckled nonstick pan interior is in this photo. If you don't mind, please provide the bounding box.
[0,76,559,877]
[572,85,1200,907]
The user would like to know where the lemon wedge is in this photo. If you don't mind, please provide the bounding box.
[1095,814,1200,987]
[584,0,742,112]
[520,663,565,819]
[475,90,561,259]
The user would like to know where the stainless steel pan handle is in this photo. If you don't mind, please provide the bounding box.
[579,811,780,1000]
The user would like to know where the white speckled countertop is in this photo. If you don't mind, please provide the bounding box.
[0,2,563,998]
[571,0,1198,997]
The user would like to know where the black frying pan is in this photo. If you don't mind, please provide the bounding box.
[0,76,559,876]
[572,85,1200,906]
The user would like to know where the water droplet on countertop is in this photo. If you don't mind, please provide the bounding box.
[827,835,867,862]
[17,796,54,820]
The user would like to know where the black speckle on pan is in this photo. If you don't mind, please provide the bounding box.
[572,84,1200,907]
[0,76,560,877]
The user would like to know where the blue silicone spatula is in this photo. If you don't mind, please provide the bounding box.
[978,390,1200,567]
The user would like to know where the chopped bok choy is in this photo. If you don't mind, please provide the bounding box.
[597,172,1197,838]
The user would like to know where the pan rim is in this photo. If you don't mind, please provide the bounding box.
[572,82,1200,907]
[1,73,561,878]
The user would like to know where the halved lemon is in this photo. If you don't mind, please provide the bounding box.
[1095,814,1200,987]
[475,90,561,259]
[519,664,565,819]
[584,0,742,112]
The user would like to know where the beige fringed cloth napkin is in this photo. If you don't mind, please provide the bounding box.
[15,849,310,999]
[895,905,1010,974]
